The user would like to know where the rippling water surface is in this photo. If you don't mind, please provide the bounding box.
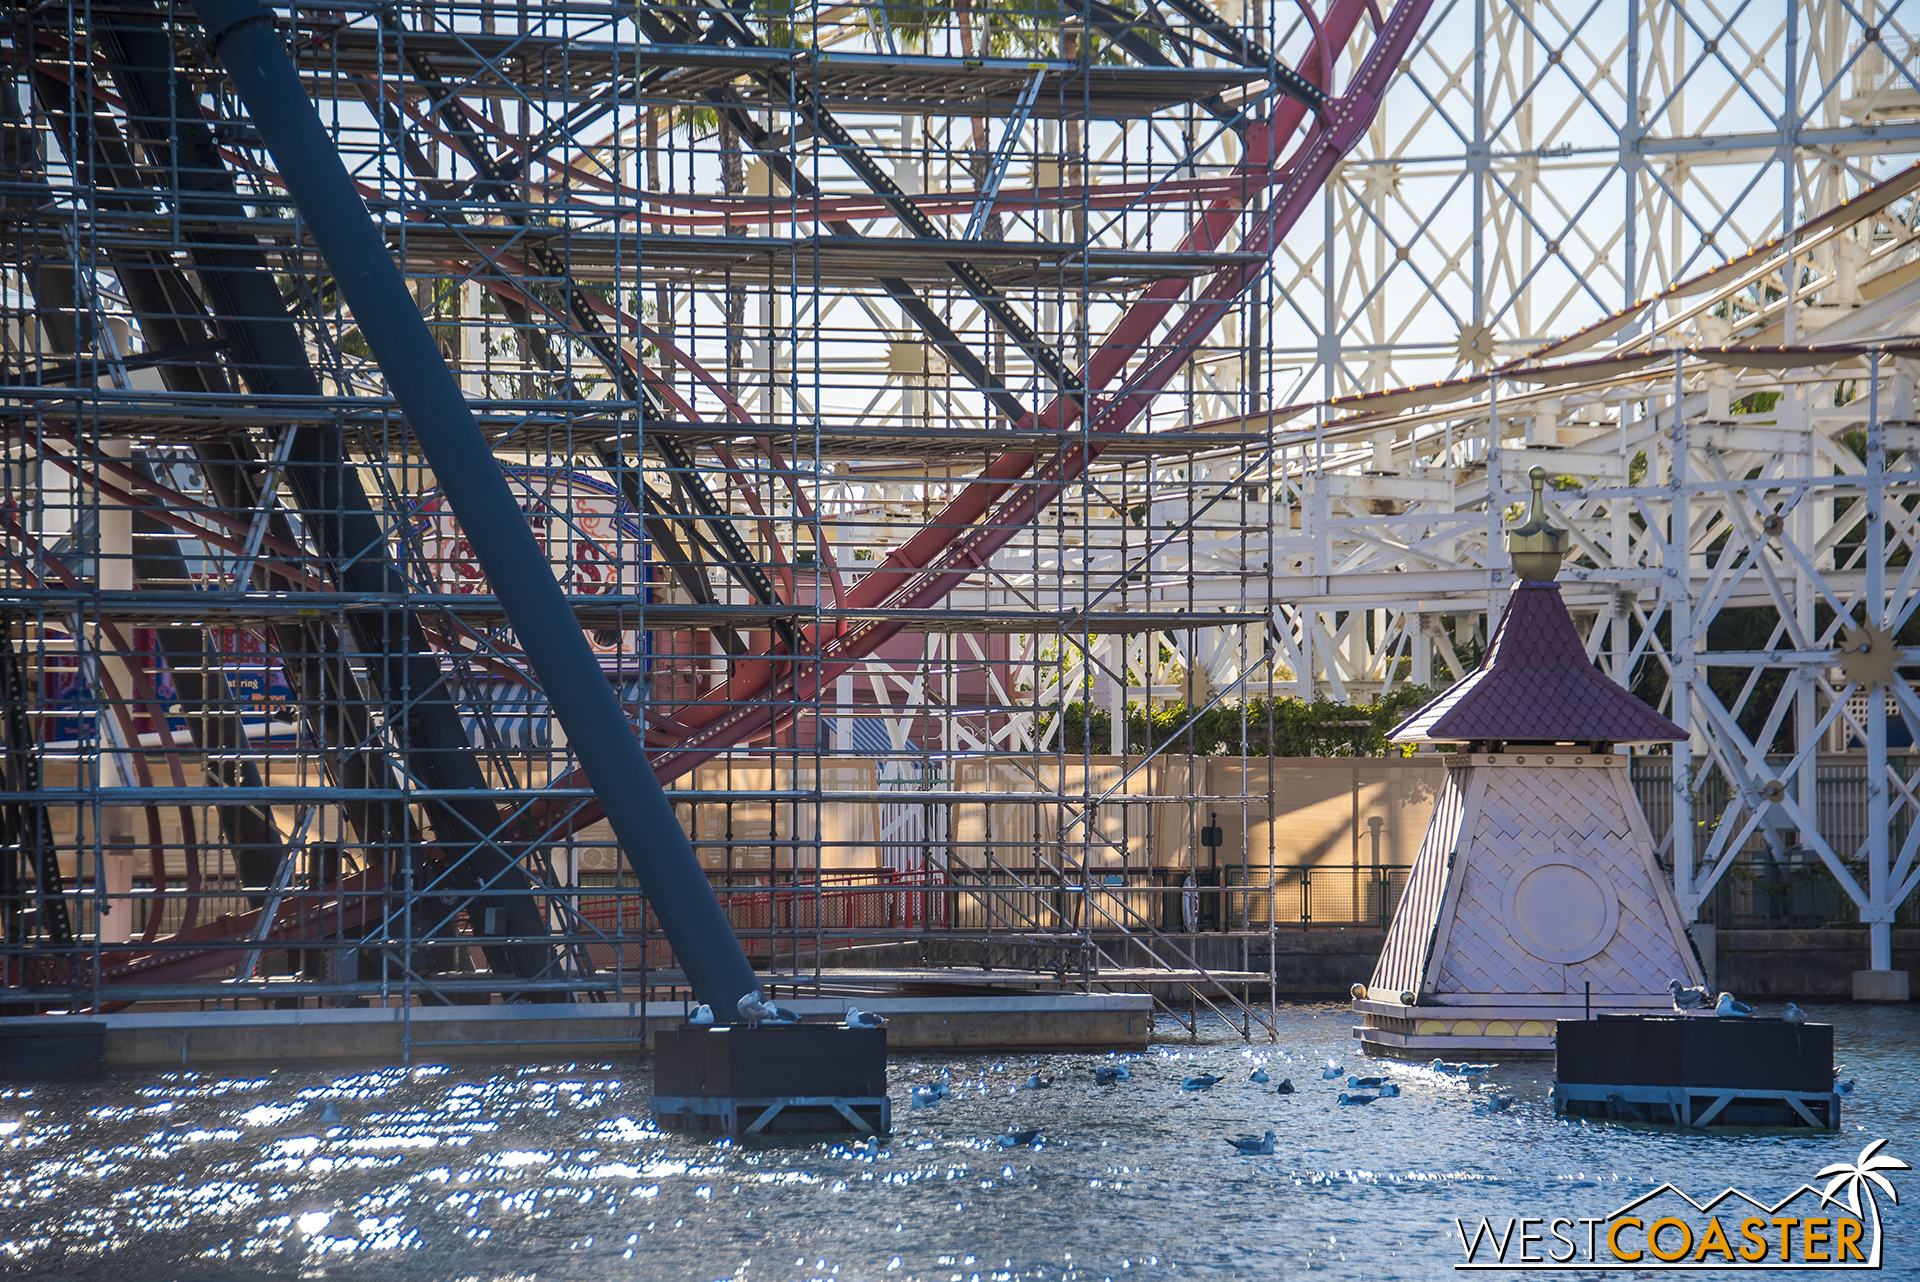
[2,1001,1917,1279]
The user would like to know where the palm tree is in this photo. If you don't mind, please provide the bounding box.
[1818,1138,1911,1261]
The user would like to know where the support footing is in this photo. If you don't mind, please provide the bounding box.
[1852,969,1910,1002]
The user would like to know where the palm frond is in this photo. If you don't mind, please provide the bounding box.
[1821,1171,1864,1216]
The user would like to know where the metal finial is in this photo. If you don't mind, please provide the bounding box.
[1508,466,1569,582]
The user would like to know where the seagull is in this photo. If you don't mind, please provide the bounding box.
[736,991,801,1026]
[1321,1061,1344,1080]
[1093,1066,1128,1086]
[1249,1068,1270,1084]
[318,1100,342,1125]
[844,1007,887,1029]
[1347,1075,1389,1089]
[1484,1094,1515,1112]
[1223,1130,1276,1155]
[1784,1002,1808,1024]
[689,1004,715,1026]
[1024,1073,1053,1090]
[1337,1092,1377,1105]
[1181,1073,1222,1091]
[1427,1059,1494,1076]
[998,1127,1043,1147]
[1274,1079,1295,1095]
[1377,1082,1401,1098]
[1837,1077,1855,1097]
[1668,979,1713,1015]
[1714,992,1753,1018]
[910,1086,943,1108]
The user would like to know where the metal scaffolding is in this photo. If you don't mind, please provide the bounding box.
[0,0,1437,1038]
[4,0,1912,1040]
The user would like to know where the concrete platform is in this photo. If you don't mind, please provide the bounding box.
[0,993,1154,1073]
[763,967,1267,988]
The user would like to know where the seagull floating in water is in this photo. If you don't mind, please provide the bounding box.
[1181,1073,1222,1091]
[1024,1073,1053,1090]
[689,1004,715,1026]
[1274,1079,1295,1095]
[1337,1092,1377,1105]
[844,1007,887,1029]
[1321,1061,1344,1080]
[909,1085,946,1108]
[1668,979,1713,1015]
[999,1127,1043,1147]
[318,1100,342,1125]
[1249,1068,1270,1084]
[1377,1082,1401,1098]
[1484,1094,1515,1112]
[1714,992,1753,1018]
[1093,1066,1129,1086]
[1223,1130,1276,1155]
[1837,1076,1855,1097]
[1347,1075,1389,1089]
[737,991,801,1026]
[1428,1059,1493,1076]
[1784,1002,1807,1024]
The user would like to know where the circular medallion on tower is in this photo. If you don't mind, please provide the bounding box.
[1501,853,1620,965]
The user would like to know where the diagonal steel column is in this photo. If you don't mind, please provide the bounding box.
[190,0,761,1014]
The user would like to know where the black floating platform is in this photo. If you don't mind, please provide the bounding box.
[1551,1015,1838,1129]
[651,1024,890,1137]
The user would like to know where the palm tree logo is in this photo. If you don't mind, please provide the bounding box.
[1817,1139,1911,1263]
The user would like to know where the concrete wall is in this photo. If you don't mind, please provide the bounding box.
[1714,930,1920,998]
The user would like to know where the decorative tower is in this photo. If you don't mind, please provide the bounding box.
[1352,470,1706,1059]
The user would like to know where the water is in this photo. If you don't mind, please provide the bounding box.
[2,1001,1917,1280]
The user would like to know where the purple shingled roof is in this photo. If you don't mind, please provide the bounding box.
[1391,582,1684,744]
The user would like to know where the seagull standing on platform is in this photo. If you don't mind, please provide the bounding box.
[1784,1002,1808,1024]
[1668,979,1713,1016]
[689,1004,715,1026]
[1714,992,1753,1018]
[737,991,801,1026]
[844,1007,887,1029]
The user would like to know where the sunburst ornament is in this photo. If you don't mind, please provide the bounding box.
[1837,620,1898,687]
[1456,322,1496,366]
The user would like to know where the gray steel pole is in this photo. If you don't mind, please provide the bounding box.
[191,0,761,1013]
